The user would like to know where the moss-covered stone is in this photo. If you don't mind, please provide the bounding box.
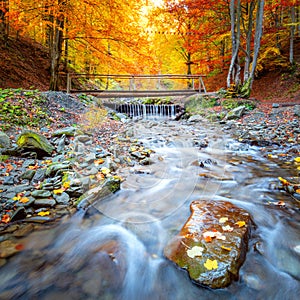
[164,200,250,289]
[16,130,54,155]
[76,176,121,209]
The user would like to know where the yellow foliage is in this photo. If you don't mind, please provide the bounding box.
[204,259,218,270]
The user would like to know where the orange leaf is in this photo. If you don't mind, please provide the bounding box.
[15,244,24,251]
[1,214,10,224]
[20,197,29,203]
[204,236,212,242]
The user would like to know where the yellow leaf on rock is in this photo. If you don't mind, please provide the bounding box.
[204,259,218,270]
[235,221,246,227]
[186,246,204,258]
[19,197,29,203]
[53,189,64,195]
[278,177,289,185]
[221,246,232,251]
[295,189,300,194]
[62,181,70,189]
[294,157,300,163]
[37,211,50,216]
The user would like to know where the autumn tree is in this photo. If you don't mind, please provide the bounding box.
[0,0,9,42]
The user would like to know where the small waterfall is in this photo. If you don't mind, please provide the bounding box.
[115,103,180,119]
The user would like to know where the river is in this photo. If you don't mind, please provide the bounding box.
[0,117,299,300]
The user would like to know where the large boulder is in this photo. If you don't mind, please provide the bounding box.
[164,200,251,289]
[16,130,54,156]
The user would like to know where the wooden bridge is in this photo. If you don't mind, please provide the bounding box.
[60,73,207,98]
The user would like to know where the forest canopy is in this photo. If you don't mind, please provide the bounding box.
[0,0,299,94]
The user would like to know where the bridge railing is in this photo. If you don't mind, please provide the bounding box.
[60,73,207,94]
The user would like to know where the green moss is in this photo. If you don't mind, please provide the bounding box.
[0,155,9,162]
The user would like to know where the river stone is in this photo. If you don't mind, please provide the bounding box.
[164,200,250,289]
[225,106,246,120]
[31,190,52,198]
[10,207,27,222]
[0,131,11,149]
[76,177,121,208]
[34,199,56,207]
[52,127,77,137]
[53,192,70,205]
[20,169,36,180]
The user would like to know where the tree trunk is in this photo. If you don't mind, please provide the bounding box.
[0,0,9,42]
[243,1,256,82]
[290,6,295,64]
[249,0,265,89]
[49,1,66,91]
[227,0,241,88]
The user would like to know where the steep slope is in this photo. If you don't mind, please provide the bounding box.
[0,36,50,90]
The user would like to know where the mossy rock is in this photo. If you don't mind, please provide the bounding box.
[164,200,250,289]
[16,130,54,155]
[76,176,121,209]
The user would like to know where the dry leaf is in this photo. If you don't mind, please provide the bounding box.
[1,214,10,223]
[187,246,204,258]
[219,217,228,224]
[53,189,64,195]
[294,157,300,163]
[222,225,233,232]
[19,197,29,203]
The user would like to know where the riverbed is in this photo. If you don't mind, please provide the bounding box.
[0,116,299,300]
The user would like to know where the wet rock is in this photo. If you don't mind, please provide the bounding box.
[76,177,121,209]
[31,190,52,198]
[52,127,77,137]
[0,131,11,149]
[34,199,56,207]
[3,176,14,185]
[45,161,71,176]
[188,115,203,123]
[0,240,23,258]
[225,106,246,120]
[272,103,279,108]
[31,168,46,183]
[53,192,70,205]
[16,130,54,156]
[20,169,36,180]
[139,157,154,165]
[13,224,35,237]
[10,207,27,222]
[56,135,66,153]
[164,200,250,289]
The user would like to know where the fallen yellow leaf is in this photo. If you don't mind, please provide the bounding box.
[221,246,232,251]
[235,221,246,227]
[37,211,50,216]
[53,189,64,195]
[204,259,218,270]
[294,157,300,163]
[62,181,70,189]
[278,177,289,185]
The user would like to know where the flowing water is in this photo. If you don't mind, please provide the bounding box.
[1,117,300,300]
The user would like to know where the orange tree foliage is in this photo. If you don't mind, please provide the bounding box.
[5,0,158,89]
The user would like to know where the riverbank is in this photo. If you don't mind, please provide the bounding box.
[0,91,299,248]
